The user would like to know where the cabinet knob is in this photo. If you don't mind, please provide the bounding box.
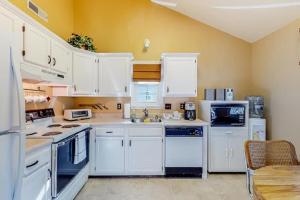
[74,85,77,92]
[167,87,170,93]
[129,140,132,147]
[121,140,124,147]
[125,86,127,93]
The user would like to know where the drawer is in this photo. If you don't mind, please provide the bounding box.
[96,127,124,137]
[24,145,51,176]
[128,127,163,137]
[210,127,248,136]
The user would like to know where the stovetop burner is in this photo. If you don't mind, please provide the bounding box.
[61,124,80,128]
[42,131,63,136]
[48,124,62,128]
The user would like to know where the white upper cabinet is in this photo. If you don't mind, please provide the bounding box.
[99,54,133,97]
[73,52,98,96]
[22,23,72,85]
[50,40,71,74]
[162,53,198,97]
[23,23,51,68]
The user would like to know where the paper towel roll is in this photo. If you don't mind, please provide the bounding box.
[124,103,131,119]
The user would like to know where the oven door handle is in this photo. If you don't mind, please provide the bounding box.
[57,134,78,146]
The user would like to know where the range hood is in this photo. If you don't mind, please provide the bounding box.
[21,62,71,86]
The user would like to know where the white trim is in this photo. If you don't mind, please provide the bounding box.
[161,52,200,58]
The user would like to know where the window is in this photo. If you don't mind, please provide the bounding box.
[131,82,163,109]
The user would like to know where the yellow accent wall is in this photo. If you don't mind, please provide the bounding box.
[252,19,300,157]
[10,0,74,40]
[74,0,252,100]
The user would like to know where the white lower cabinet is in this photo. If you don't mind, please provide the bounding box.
[209,128,248,172]
[127,137,163,175]
[229,134,248,171]
[95,137,125,174]
[22,145,51,200]
[22,164,51,200]
[209,133,229,172]
[92,126,164,176]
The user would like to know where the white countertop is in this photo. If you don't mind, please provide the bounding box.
[163,119,209,127]
[53,115,209,127]
[26,138,52,154]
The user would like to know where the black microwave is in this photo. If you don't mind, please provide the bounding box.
[210,104,246,127]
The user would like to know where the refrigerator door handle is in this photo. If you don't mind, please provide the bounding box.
[10,46,25,130]
[12,132,25,200]
[10,47,26,200]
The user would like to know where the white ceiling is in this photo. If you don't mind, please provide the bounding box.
[151,0,300,42]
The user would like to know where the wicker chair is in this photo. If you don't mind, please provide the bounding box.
[244,140,299,196]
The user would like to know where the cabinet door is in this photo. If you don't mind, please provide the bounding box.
[100,57,130,97]
[127,137,163,175]
[209,133,229,172]
[229,134,248,172]
[95,137,125,174]
[164,57,197,97]
[51,40,71,74]
[21,164,51,200]
[73,52,98,95]
[23,23,51,68]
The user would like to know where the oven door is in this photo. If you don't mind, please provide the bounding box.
[51,129,90,197]
[211,104,246,127]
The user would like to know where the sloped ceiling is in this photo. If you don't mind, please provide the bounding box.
[151,0,300,42]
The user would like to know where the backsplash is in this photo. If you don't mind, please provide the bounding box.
[23,83,74,115]
[73,97,130,113]
[24,83,196,117]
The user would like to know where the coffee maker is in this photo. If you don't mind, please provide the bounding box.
[184,102,196,121]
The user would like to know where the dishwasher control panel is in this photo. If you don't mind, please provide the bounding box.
[165,127,203,137]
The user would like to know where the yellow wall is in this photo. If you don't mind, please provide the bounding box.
[10,0,74,40]
[252,19,300,156]
[74,0,252,100]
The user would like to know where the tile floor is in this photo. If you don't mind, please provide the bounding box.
[75,174,249,200]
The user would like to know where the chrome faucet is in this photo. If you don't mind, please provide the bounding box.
[143,108,149,118]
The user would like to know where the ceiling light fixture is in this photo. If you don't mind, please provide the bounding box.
[214,2,300,10]
[151,0,177,7]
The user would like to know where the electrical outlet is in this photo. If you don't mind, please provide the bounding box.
[165,103,171,110]
[180,103,185,110]
[117,103,122,110]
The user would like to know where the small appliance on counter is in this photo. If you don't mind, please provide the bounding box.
[204,89,215,100]
[184,102,196,121]
[64,109,92,121]
[225,88,234,101]
[216,89,225,100]
[246,96,264,118]
[205,88,234,101]
[124,103,131,119]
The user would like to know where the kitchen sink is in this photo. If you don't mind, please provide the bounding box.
[130,117,162,123]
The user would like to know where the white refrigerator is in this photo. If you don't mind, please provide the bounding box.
[0,6,26,200]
